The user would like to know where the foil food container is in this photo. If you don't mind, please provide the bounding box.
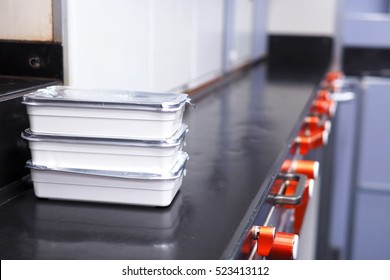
[22,124,188,173]
[23,86,192,140]
[26,152,189,207]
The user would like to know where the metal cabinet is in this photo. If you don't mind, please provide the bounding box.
[351,77,390,259]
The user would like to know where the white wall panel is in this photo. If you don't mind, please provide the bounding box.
[253,0,268,60]
[189,0,224,88]
[63,0,149,90]
[232,0,254,67]
[63,0,266,92]
[268,0,337,36]
[149,0,193,91]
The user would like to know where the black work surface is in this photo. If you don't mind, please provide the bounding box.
[0,76,58,204]
[0,63,323,259]
[0,75,58,97]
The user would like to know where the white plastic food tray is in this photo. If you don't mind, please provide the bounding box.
[23,86,192,140]
[22,124,188,173]
[27,152,188,207]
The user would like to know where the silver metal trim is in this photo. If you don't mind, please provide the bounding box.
[248,175,291,260]
[248,241,259,260]
[22,86,191,112]
[26,152,189,180]
[22,99,187,112]
[21,124,189,148]
[331,91,355,102]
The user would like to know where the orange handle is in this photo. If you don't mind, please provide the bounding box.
[270,179,284,194]
[284,179,313,203]
[290,136,310,155]
[303,116,321,130]
[325,71,343,84]
[294,160,319,180]
[310,129,329,148]
[323,120,332,134]
[257,226,276,256]
[267,232,299,260]
[281,180,310,232]
[281,159,293,173]
[292,179,314,234]
[291,131,327,155]
[322,71,344,91]
[283,180,299,209]
[301,117,331,139]
[310,99,336,118]
[317,89,331,101]
[281,159,319,179]
[283,178,313,207]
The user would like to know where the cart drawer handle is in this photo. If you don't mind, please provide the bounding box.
[267,173,307,205]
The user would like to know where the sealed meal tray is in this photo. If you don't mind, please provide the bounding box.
[21,124,188,173]
[26,152,189,207]
[23,86,193,139]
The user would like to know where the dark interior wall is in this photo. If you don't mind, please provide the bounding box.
[268,35,333,73]
[0,41,63,80]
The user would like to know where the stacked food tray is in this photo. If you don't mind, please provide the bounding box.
[21,86,192,207]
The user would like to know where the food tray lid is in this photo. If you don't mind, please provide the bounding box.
[23,86,192,112]
[26,152,189,180]
[21,124,189,147]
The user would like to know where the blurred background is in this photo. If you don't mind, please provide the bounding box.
[1,0,390,260]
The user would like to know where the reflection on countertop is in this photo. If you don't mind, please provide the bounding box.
[0,63,324,259]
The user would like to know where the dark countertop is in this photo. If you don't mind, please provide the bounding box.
[0,76,59,205]
[0,76,58,99]
[0,62,324,260]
